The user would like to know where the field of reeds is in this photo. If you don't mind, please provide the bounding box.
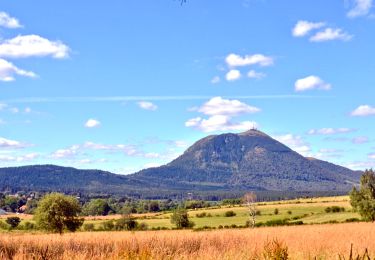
[0,222,374,259]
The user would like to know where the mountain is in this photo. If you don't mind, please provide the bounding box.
[132,129,361,192]
[0,129,361,197]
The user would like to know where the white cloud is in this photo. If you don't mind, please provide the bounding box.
[308,128,355,135]
[351,105,375,116]
[185,115,258,133]
[345,160,375,170]
[352,136,369,144]
[197,96,260,116]
[292,20,325,37]
[84,119,101,128]
[0,35,70,59]
[51,145,80,159]
[137,101,158,111]
[295,75,331,92]
[186,97,260,133]
[211,76,220,84]
[226,69,241,81]
[273,134,311,155]
[24,107,32,113]
[0,152,39,162]
[225,53,274,67]
[347,0,373,18]
[369,153,375,159]
[0,137,28,149]
[247,70,266,79]
[310,28,353,42]
[0,58,37,81]
[0,12,22,28]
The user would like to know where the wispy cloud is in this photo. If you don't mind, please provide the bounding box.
[137,101,158,111]
[0,58,37,81]
[347,0,373,18]
[0,137,30,149]
[308,128,356,135]
[310,28,353,42]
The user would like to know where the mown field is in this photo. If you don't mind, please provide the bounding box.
[0,222,374,259]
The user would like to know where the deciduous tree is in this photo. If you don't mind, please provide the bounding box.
[34,193,84,234]
[350,169,375,221]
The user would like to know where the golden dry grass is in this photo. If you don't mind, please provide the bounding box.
[0,222,374,259]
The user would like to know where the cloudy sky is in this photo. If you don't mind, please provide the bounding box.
[0,0,374,173]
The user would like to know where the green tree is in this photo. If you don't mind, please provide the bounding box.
[170,208,194,229]
[34,193,84,234]
[6,217,21,229]
[82,199,111,216]
[350,169,375,221]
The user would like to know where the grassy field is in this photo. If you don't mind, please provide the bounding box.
[0,196,361,230]
[118,196,359,229]
[0,222,374,259]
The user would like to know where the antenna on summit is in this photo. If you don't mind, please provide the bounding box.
[251,123,257,131]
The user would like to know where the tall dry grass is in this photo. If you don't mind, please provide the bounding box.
[0,222,374,259]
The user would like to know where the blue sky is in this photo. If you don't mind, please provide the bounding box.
[0,0,374,173]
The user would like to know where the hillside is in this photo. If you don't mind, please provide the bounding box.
[0,130,361,196]
[133,129,361,191]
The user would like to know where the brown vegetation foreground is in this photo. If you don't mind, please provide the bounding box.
[0,222,374,259]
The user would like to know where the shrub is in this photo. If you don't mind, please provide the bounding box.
[115,216,138,231]
[287,211,292,215]
[345,218,360,223]
[274,208,279,215]
[6,217,21,229]
[256,210,262,216]
[224,210,236,217]
[171,208,195,229]
[19,221,35,231]
[325,206,345,213]
[195,212,207,218]
[102,220,115,231]
[83,223,95,231]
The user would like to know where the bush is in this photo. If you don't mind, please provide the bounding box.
[287,211,292,215]
[6,217,21,229]
[256,210,262,216]
[224,210,236,217]
[195,212,207,218]
[274,208,279,215]
[83,223,95,231]
[115,216,138,231]
[20,221,35,230]
[345,218,360,223]
[325,206,345,213]
[171,208,195,229]
[102,220,115,231]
